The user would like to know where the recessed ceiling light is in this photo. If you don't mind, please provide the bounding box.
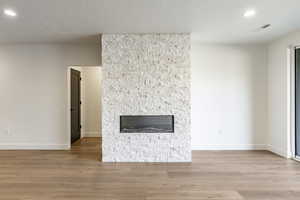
[244,9,256,18]
[4,9,17,17]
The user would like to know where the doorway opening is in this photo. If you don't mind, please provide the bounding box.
[68,66,102,153]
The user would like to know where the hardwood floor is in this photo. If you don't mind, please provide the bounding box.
[0,137,300,200]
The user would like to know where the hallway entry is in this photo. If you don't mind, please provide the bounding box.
[69,66,102,146]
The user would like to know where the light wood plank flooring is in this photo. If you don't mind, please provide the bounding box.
[0,137,300,200]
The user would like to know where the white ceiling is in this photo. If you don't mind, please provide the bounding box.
[1,0,300,44]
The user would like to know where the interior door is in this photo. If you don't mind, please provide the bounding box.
[295,48,300,157]
[71,69,81,144]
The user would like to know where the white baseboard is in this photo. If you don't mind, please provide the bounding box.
[0,144,70,150]
[0,143,288,158]
[267,145,290,158]
[192,144,268,150]
[84,131,101,137]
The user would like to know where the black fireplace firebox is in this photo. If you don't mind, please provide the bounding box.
[120,115,174,133]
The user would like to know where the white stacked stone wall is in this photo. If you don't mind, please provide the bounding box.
[102,34,191,162]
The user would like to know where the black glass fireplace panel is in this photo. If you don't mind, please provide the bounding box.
[120,115,174,133]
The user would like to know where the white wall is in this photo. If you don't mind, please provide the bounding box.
[268,31,300,158]
[81,67,102,137]
[191,44,268,150]
[0,44,100,149]
[0,41,271,152]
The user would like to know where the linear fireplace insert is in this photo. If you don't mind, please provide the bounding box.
[120,115,174,133]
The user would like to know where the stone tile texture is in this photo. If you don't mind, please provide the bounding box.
[102,34,191,162]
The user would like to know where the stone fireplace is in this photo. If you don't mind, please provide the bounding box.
[102,33,191,162]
